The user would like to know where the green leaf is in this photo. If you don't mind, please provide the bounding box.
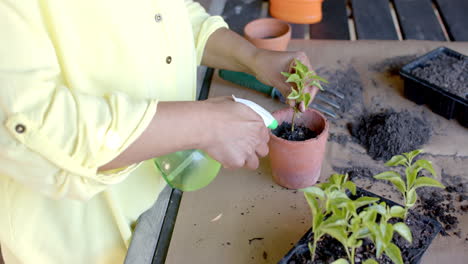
[361,209,377,223]
[302,186,326,200]
[313,211,324,230]
[330,174,344,185]
[393,222,413,243]
[285,73,302,84]
[356,227,370,239]
[382,223,394,244]
[363,259,379,264]
[384,243,404,264]
[369,203,387,216]
[281,71,291,78]
[389,177,407,194]
[343,181,357,195]
[322,226,348,245]
[406,188,417,208]
[413,176,445,189]
[374,171,407,194]
[304,192,320,216]
[331,259,349,264]
[355,197,380,208]
[303,92,312,107]
[390,206,406,219]
[287,90,300,100]
[309,75,329,83]
[375,238,384,257]
[406,166,417,190]
[293,59,309,75]
[385,155,407,167]
[374,171,402,181]
[413,159,437,178]
[405,149,423,161]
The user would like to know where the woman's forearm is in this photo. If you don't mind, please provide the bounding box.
[99,101,209,171]
[201,28,259,74]
[98,97,269,171]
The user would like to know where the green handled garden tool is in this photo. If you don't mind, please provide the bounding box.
[218,69,344,118]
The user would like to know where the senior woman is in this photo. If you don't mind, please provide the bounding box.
[0,1,317,263]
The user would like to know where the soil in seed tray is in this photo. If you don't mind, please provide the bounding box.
[411,52,468,99]
[272,122,317,141]
[351,110,432,161]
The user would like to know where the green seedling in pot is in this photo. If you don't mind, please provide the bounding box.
[281,59,327,132]
[373,149,445,218]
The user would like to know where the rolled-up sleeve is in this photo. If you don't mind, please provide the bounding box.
[184,0,228,65]
[0,4,157,200]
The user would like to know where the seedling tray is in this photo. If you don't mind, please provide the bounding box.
[399,47,468,128]
[278,188,442,264]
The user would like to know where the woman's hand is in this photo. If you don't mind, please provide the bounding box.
[199,97,270,170]
[201,29,318,112]
[250,50,319,112]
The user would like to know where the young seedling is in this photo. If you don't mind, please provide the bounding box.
[373,149,445,218]
[363,202,412,264]
[303,174,379,263]
[281,59,328,132]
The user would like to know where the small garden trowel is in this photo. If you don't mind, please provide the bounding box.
[218,69,343,118]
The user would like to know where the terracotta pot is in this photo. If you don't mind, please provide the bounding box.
[268,108,329,189]
[244,18,291,51]
[270,0,324,24]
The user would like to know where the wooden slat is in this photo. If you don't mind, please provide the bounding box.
[309,0,350,40]
[351,0,398,40]
[393,0,445,41]
[434,0,468,41]
[222,0,263,34]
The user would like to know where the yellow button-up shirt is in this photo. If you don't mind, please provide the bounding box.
[0,1,227,263]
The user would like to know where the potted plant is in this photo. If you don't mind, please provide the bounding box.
[269,0,324,24]
[269,59,328,189]
[244,18,291,51]
[279,150,444,264]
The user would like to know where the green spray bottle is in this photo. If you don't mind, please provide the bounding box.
[153,96,278,191]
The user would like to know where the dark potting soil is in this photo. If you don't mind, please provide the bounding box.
[285,194,439,264]
[370,54,420,76]
[317,66,364,116]
[350,110,432,161]
[415,170,467,236]
[272,122,317,141]
[411,52,468,99]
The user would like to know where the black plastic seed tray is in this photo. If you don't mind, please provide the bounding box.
[278,188,442,264]
[400,47,468,128]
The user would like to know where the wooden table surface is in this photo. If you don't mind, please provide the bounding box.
[123,1,468,264]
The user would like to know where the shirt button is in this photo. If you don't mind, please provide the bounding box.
[155,13,162,22]
[15,124,26,133]
[166,56,172,64]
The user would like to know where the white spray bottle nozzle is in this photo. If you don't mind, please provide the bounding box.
[232,95,278,130]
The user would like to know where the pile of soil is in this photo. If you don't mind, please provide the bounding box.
[350,110,432,161]
[370,54,420,76]
[272,122,317,141]
[283,190,439,264]
[411,53,468,99]
[317,66,364,116]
